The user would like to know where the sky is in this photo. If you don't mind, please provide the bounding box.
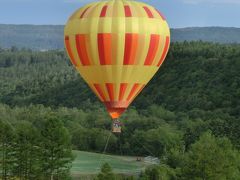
[0,0,240,28]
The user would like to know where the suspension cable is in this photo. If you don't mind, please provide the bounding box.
[96,130,112,172]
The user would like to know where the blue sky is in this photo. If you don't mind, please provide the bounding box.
[0,0,240,28]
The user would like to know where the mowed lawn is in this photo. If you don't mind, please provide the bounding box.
[71,151,149,177]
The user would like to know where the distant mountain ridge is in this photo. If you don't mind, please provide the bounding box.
[0,24,63,50]
[0,24,240,50]
[171,27,240,44]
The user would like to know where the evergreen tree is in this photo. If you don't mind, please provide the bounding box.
[40,114,73,179]
[13,122,41,179]
[96,163,115,180]
[0,121,15,180]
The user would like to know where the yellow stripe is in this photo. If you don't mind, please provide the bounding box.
[114,83,120,101]
[129,1,140,17]
[108,0,125,91]
[131,1,147,18]
[100,83,110,101]
[76,66,159,84]
[123,83,134,101]
[88,33,99,65]
[84,2,99,18]
[65,18,170,35]
[152,35,166,66]
[113,0,125,17]
[68,35,82,66]
[106,1,114,17]
[136,34,150,65]
[85,34,95,65]
[87,2,103,18]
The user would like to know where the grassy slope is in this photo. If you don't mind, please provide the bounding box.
[71,151,150,176]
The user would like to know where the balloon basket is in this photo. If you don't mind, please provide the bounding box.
[112,119,121,133]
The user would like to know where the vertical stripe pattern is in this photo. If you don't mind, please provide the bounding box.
[65,0,170,119]
[157,36,170,67]
[143,6,154,18]
[127,84,140,101]
[65,36,77,66]
[92,83,146,104]
[75,34,91,66]
[94,84,106,101]
[119,83,128,101]
[106,83,115,101]
[144,34,160,65]
[130,84,145,103]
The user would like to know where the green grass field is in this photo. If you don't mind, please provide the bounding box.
[71,151,149,178]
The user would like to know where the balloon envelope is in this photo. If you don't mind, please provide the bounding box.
[64,0,170,119]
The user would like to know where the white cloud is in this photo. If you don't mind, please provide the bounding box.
[182,0,240,4]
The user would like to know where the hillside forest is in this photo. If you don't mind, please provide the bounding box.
[1,41,240,179]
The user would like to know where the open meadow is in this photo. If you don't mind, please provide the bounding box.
[71,151,151,179]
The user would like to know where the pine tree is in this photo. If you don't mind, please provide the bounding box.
[13,122,41,179]
[0,121,15,180]
[96,163,115,180]
[40,114,73,179]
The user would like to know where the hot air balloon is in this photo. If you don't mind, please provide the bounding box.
[64,0,170,133]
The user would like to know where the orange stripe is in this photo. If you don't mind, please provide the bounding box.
[98,33,112,65]
[65,36,77,66]
[119,83,128,101]
[94,84,106,101]
[75,34,91,66]
[124,34,138,65]
[100,5,108,17]
[80,7,90,18]
[106,83,114,101]
[130,84,145,103]
[157,36,170,67]
[124,5,132,17]
[127,84,140,101]
[143,6,154,18]
[144,34,160,65]
[89,85,103,101]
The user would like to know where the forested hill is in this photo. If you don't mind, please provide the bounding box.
[0,24,240,50]
[0,24,63,50]
[1,41,240,179]
[171,27,240,44]
[2,41,239,117]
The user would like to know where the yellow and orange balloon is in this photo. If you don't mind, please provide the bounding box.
[64,0,170,120]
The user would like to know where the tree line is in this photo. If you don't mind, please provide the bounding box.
[0,113,73,180]
[1,103,240,179]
